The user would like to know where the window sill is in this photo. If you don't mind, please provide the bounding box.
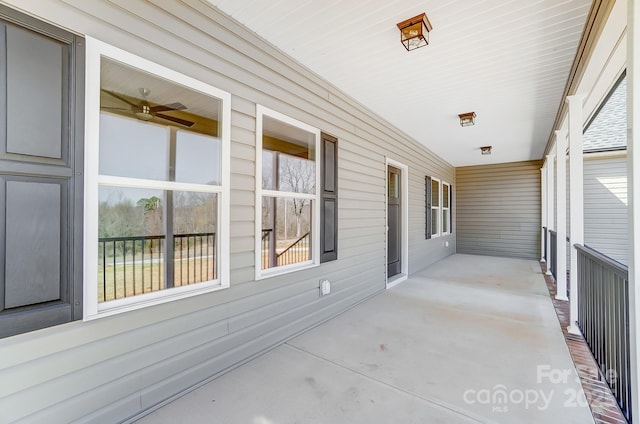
[256,260,318,281]
[85,280,228,320]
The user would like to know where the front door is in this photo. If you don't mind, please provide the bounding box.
[387,165,401,277]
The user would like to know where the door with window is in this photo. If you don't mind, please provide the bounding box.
[387,165,401,277]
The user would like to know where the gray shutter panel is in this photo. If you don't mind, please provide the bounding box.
[425,176,432,239]
[0,6,84,338]
[320,132,338,263]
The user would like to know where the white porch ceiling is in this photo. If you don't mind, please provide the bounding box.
[209,0,591,167]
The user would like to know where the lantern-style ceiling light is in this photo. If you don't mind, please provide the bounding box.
[458,112,476,127]
[397,13,432,51]
[481,146,492,155]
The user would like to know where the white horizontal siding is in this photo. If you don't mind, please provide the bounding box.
[583,154,628,265]
[0,1,454,423]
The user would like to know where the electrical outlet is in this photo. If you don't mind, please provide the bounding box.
[320,279,331,296]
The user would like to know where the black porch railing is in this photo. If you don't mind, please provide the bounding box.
[261,229,311,269]
[98,232,216,302]
[543,226,547,261]
[276,232,310,266]
[576,244,632,423]
[549,230,557,280]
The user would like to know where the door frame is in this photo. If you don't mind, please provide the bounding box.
[385,157,408,288]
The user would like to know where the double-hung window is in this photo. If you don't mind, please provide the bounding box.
[84,38,230,318]
[442,182,451,235]
[256,106,320,278]
[431,177,441,237]
[426,177,452,239]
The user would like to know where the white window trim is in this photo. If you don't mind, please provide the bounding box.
[431,177,441,238]
[83,37,231,320]
[442,181,451,235]
[255,105,321,280]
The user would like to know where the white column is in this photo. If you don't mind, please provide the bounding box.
[546,152,556,276]
[567,95,584,334]
[556,129,568,301]
[541,166,547,262]
[627,0,640,414]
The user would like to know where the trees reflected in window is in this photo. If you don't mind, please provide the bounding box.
[258,109,319,273]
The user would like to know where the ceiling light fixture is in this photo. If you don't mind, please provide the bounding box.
[481,146,492,155]
[397,13,432,51]
[458,112,476,127]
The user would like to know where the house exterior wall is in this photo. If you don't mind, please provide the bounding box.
[583,153,628,265]
[456,160,541,260]
[0,1,454,423]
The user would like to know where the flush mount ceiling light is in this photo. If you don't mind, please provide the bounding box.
[480,146,492,155]
[397,13,432,51]
[458,112,476,127]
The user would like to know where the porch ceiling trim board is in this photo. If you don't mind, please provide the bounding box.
[543,0,617,157]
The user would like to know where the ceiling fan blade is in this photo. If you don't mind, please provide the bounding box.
[155,113,195,127]
[101,89,139,107]
[101,107,130,111]
[151,102,187,113]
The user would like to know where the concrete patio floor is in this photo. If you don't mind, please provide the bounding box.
[136,254,594,423]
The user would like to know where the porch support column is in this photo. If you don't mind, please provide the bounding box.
[541,165,547,262]
[546,152,556,276]
[627,0,640,414]
[567,95,584,335]
[556,129,568,301]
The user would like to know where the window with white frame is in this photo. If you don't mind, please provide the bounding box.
[426,176,452,239]
[256,106,320,278]
[431,177,441,237]
[442,181,451,235]
[84,38,230,318]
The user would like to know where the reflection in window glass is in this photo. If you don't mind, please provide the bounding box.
[172,191,217,289]
[443,184,449,207]
[259,111,318,274]
[262,150,275,190]
[432,212,438,237]
[99,114,168,180]
[278,153,315,194]
[432,180,440,207]
[442,210,449,234]
[175,131,221,185]
[261,196,312,270]
[97,56,223,305]
[97,186,217,302]
[442,182,450,234]
[431,179,440,236]
[263,153,315,193]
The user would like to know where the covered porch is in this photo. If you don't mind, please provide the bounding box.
[137,254,598,423]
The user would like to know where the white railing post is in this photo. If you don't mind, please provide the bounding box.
[541,165,547,262]
[546,152,556,276]
[556,129,568,301]
[627,0,640,416]
[567,94,584,335]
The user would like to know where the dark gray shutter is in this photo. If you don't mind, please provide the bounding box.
[0,6,84,338]
[425,176,432,239]
[320,132,337,263]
